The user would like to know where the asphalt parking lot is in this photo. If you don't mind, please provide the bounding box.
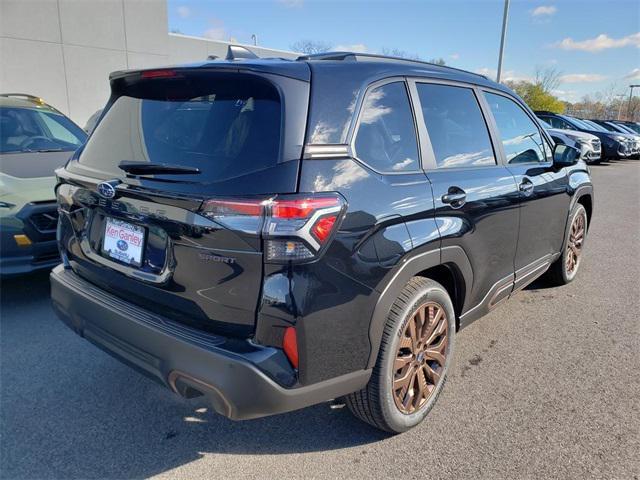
[1,160,639,480]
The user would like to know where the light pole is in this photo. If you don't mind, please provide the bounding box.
[251,34,258,46]
[627,84,640,120]
[496,0,511,83]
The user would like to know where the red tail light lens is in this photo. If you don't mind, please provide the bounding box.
[200,193,345,263]
[264,194,344,262]
[272,197,340,219]
[283,326,299,369]
[200,198,266,233]
[202,198,264,216]
[311,215,337,243]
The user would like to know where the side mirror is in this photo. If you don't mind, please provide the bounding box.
[553,143,580,167]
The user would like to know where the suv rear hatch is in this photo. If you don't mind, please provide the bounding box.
[56,63,310,336]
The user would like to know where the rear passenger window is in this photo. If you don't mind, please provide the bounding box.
[354,82,419,172]
[416,83,496,168]
[484,92,547,164]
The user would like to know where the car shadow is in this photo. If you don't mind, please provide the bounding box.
[0,271,388,480]
[523,277,554,291]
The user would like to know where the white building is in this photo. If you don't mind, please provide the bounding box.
[0,0,297,127]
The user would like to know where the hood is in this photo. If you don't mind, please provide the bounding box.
[550,128,598,142]
[0,173,57,211]
[0,150,74,179]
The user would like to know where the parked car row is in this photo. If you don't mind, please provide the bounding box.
[536,111,640,162]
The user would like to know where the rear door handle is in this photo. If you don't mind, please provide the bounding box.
[441,190,467,207]
[519,178,534,195]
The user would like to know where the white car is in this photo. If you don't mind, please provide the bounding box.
[539,119,601,163]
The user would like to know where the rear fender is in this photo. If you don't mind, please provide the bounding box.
[366,245,473,368]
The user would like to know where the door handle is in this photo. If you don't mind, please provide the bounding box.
[441,189,467,207]
[519,179,534,195]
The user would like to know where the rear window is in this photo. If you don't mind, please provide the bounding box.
[79,72,282,183]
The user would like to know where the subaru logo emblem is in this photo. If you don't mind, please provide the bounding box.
[97,181,118,199]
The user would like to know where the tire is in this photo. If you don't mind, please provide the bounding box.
[346,277,455,433]
[546,203,588,286]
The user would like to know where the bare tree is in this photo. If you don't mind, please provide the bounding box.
[380,48,446,65]
[290,40,332,55]
[534,66,562,93]
[564,83,640,121]
[381,48,422,61]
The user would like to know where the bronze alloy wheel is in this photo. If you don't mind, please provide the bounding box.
[393,301,448,414]
[566,210,586,275]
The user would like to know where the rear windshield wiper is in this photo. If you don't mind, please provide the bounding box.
[118,161,201,175]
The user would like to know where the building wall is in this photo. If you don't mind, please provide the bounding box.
[0,0,296,127]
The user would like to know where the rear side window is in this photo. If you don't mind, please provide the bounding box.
[353,81,419,173]
[484,92,547,164]
[417,83,496,168]
[79,73,281,183]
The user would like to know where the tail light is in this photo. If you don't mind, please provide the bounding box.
[140,69,178,79]
[200,193,345,263]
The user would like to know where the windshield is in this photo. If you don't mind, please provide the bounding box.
[0,107,86,153]
[582,119,608,132]
[609,122,635,134]
[594,121,620,132]
[565,116,597,131]
[79,73,282,184]
[539,119,552,129]
[619,123,640,134]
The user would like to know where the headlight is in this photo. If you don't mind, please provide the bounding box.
[614,135,627,142]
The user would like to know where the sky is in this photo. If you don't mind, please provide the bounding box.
[167,0,640,102]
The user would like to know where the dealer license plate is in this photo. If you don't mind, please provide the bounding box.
[102,217,145,267]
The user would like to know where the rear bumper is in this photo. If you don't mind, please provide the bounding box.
[50,265,370,420]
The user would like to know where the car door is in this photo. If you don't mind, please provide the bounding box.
[410,80,520,324]
[481,90,571,291]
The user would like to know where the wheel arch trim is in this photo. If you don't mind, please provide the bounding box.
[565,185,593,251]
[366,245,473,368]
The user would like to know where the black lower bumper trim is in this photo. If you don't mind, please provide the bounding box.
[50,265,371,420]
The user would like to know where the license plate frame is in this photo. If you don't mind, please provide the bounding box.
[102,217,146,267]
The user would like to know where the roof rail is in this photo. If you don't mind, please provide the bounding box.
[0,93,44,102]
[225,45,259,61]
[296,52,489,80]
[0,93,64,114]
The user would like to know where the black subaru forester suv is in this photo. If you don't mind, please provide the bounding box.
[51,50,593,433]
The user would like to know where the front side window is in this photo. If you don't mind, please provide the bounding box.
[417,83,496,168]
[353,81,419,173]
[485,93,546,164]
